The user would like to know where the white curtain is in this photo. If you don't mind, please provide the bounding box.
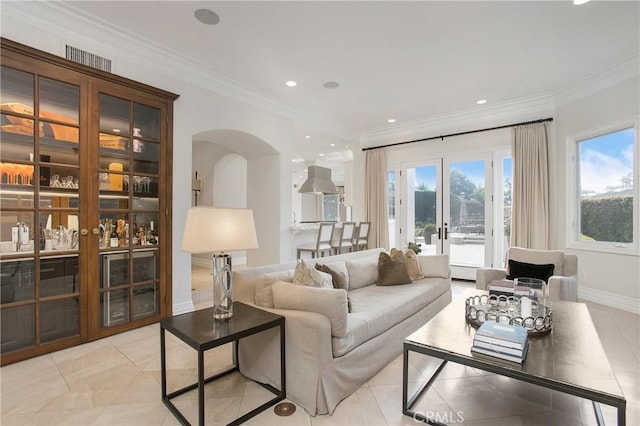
[511,122,550,249]
[365,149,389,249]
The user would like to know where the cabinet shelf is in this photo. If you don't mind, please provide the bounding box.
[1,130,79,150]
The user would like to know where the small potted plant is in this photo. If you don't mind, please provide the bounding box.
[407,242,422,254]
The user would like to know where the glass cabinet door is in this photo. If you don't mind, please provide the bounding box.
[1,66,82,358]
[97,94,160,330]
[1,39,175,365]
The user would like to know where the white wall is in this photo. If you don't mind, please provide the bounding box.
[213,154,247,208]
[554,75,640,309]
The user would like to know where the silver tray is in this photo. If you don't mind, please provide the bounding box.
[465,294,552,335]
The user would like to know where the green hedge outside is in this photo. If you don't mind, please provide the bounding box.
[581,195,633,243]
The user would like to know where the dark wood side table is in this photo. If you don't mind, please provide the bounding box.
[161,302,286,425]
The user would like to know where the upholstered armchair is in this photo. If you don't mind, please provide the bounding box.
[476,247,578,302]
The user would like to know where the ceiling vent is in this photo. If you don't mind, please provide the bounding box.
[65,45,112,72]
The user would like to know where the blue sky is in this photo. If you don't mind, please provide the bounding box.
[580,127,634,194]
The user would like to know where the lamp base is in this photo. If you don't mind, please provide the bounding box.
[212,253,233,321]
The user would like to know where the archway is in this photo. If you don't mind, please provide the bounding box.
[191,129,281,268]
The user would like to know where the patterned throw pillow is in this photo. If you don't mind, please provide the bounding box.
[315,263,352,312]
[377,251,412,286]
[293,259,333,288]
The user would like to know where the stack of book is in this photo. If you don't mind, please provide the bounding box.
[471,321,528,363]
[489,279,530,298]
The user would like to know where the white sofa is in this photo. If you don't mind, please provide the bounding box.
[233,248,452,415]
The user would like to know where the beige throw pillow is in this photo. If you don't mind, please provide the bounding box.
[390,248,424,281]
[404,249,425,280]
[377,251,412,286]
[293,259,333,288]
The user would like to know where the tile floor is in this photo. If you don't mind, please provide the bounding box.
[1,267,638,425]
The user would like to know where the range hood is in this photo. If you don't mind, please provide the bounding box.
[298,165,338,194]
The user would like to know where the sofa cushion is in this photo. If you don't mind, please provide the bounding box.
[272,281,349,338]
[418,254,450,278]
[506,259,555,282]
[346,256,379,289]
[331,277,450,356]
[293,259,333,288]
[377,251,412,286]
[315,263,352,312]
[255,270,294,308]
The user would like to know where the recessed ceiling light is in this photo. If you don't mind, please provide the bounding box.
[387,119,396,123]
[305,135,311,139]
[194,9,220,25]
[573,0,589,5]
[319,153,325,157]
[330,143,335,147]
[476,99,487,105]
[286,81,297,87]
[323,81,340,89]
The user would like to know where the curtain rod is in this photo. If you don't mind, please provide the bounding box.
[361,117,554,151]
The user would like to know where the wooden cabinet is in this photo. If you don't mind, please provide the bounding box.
[0,38,178,365]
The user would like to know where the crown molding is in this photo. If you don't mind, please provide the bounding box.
[360,94,556,148]
[553,54,640,108]
[2,2,360,143]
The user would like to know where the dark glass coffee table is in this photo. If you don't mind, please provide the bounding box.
[161,302,285,425]
[403,289,626,425]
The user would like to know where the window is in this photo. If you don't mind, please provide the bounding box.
[322,194,339,221]
[568,122,637,253]
[387,171,396,219]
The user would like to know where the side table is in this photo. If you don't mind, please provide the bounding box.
[161,302,286,425]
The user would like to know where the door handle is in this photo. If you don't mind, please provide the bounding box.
[437,227,442,240]
[444,223,449,240]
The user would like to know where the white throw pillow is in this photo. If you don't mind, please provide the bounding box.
[293,259,333,288]
[346,256,379,289]
[272,281,348,337]
[255,270,294,308]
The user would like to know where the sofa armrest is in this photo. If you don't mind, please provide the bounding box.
[237,304,333,413]
[475,268,507,290]
[548,275,578,302]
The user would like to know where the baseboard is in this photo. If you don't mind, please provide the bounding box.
[578,286,640,314]
[172,300,195,315]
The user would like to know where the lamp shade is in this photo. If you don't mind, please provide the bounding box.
[181,207,259,253]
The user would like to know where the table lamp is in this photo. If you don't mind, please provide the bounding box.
[181,207,259,320]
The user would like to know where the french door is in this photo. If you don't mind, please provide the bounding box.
[399,154,493,280]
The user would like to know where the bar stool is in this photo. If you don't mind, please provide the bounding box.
[352,221,370,251]
[331,222,355,255]
[297,222,335,259]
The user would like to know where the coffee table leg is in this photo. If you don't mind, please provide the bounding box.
[403,343,448,424]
